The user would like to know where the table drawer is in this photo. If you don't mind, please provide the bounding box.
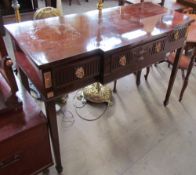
[132,37,166,69]
[102,49,138,82]
[111,50,137,71]
[166,26,188,51]
[0,124,52,175]
[53,56,101,89]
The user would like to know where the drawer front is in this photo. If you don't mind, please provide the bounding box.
[102,38,166,83]
[0,124,52,175]
[132,38,166,70]
[166,26,188,51]
[102,49,138,82]
[111,50,137,71]
[53,56,100,89]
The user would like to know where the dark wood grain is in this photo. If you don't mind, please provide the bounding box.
[45,101,62,173]
[163,47,183,106]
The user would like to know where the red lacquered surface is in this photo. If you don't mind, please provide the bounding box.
[5,3,191,68]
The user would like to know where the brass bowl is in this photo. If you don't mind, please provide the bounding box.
[34,7,61,20]
[83,83,112,105]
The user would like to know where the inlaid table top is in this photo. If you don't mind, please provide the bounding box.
[5,2,191,68]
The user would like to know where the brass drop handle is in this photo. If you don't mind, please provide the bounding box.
[174,30,179,40]
[75,67,85,79]
[155,42,162,53]
[119,55,127,66]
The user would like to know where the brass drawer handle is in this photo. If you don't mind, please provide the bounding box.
[119,56,126,66]
[75,67,85,79]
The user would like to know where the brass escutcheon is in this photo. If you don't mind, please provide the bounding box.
[119,55,126,66]
[75,67,85,79]
[155,42,162,53]
[174,30,179,40]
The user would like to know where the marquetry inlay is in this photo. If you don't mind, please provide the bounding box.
[44,71,52,89]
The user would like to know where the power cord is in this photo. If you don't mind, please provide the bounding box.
[58,108,75,129]
[73,90,109,121]
[29,84,108,123]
